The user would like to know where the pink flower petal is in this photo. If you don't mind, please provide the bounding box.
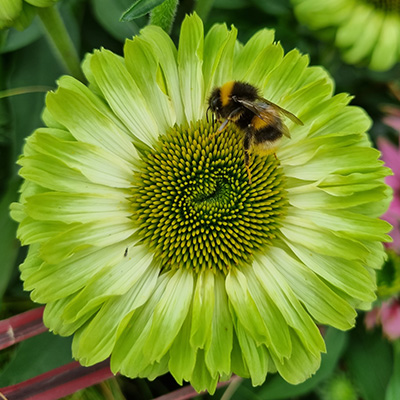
[381,300,400,341]
[378,138,400,177]
[365,307,380,330]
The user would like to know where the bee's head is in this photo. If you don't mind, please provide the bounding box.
[207,87,222,123]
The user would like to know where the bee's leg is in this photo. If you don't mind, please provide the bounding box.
[210,108,242,139]
[243,132,252,184]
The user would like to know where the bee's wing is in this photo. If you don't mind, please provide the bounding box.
[236,97,304,126]
[261,98,304,126]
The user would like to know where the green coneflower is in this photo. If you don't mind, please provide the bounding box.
[0,0,58,30]
[292,0,400,71]
[11,13,392,393]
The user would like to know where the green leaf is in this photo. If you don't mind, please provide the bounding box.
[386,341,400,400]
[120,0,166,21]
[345,325,393,400]
[0,331,73,385]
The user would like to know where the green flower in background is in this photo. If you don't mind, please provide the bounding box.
[292,0,400,71]
[0,0,58,29]
[11,13,392,393]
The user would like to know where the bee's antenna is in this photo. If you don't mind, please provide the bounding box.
[206,106,211,124]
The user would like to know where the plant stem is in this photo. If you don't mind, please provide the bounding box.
[149,0,179,34]
[194,0,214,21]
[37,5,84,82]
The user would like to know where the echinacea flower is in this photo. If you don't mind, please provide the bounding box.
[378,137,400,249]
[0,0,58,30]
[11,13,392,393]
[292,0,400,71]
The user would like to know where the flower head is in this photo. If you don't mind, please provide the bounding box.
[11,14,392,393]
[292,0,400,71]
[0,0,58,30]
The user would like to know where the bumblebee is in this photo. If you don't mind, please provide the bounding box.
[207,80,303,183]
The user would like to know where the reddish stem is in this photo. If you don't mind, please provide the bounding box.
[0,307,47,350]
[0,360,113,400]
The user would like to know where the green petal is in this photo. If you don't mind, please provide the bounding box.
[253,256,325,356]
[168,308,197,384]
[190,269,214,349]
[225,268,270,345]
[26,240,132,303]
[204,273,233,377]
[139,26,185,124]
[369,13,400,71]
[143,269,194,362]
[342,8,384,64]
[111,273,168,376]
[284,241,376,302]
[62,244,153,322]
[25,0,58,6]
[90,49,159,147]
[263,49,309,103]
[25,192,130,224]
[233,315,270,386]
[124,37,176,132]
[177,13,204,123]
[271,330,321,384]
[280,215,370,262]
[28,128,137,186]
[244,267,292,360]
[46,85,139,164]
[190,350,219,394]
[243,43,285,90]
[202,23,237,97]
[233,29,275,79]
[267,246,356,330]
[39,218,136,264]
[73,260,160,365]
[336,3,372,48]
[0,0,22,29]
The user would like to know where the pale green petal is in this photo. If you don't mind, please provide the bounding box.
[62,244,153,322]
[168,308,197,384]
[253,257,326,356]
[244,43,285,90]
[233,29,275,78]
[225,268,270,345]
[190,350,219,394]
[280,215,370,261]
[124,37,176,132]
[342,9,384,64]
[27,128,137,186]
[139,26,185,125]
[111,273,169,376]
[26,0,58,6]
[177,13,204,122]
[90,49,159,147]
[233,315,270,386]
[40,218,136,264]
[284,241,376,302]
[263,49,309,103]
[370,13,400,71]
[271,330,321,384]
[202,23,237,97]
[46,86,139,164]
[26,240,132,303]
[190,269,215,349]
[336,3,373,48]
[244,267,292,360]
[73,260,160,365]
[267,246,356,329]
[25,192,130,224]
[143,269,194,362]
[205,273,233,377]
